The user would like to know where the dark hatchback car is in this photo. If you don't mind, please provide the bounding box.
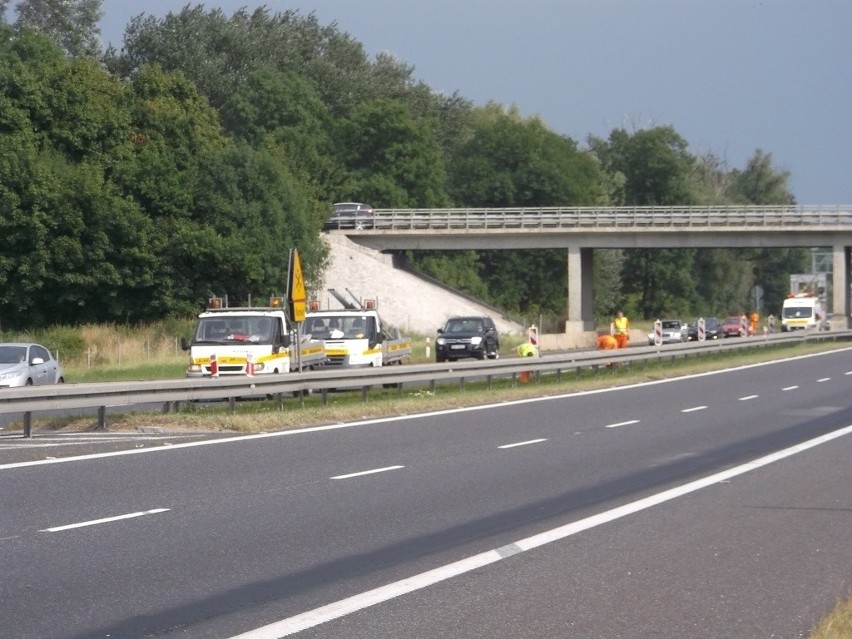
[323,202,375,230]
[687,316,723,341]
[436,316,500,362]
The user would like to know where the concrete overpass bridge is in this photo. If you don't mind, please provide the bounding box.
[327,204,852,337]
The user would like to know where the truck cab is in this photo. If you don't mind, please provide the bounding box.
[182,296,325,377]
[304,307,411,368]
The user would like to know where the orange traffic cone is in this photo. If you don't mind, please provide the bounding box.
[209,353,219,378]
[246,353,255,377]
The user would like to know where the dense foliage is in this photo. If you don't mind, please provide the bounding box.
[0,3,809,331]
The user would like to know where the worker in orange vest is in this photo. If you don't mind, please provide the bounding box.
[749,311,759,336]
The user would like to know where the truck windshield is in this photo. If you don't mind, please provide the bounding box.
[194,317,275,343]
[304,315,367,339]
[782,307,813,318]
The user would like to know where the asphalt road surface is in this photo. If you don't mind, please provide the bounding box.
[2,349,851,638]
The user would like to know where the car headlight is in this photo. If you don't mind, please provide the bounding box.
[436,337,445,345]
[470,336,482,346]
[0,370,24,382]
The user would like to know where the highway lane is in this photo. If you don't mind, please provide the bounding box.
[1,349,851,638]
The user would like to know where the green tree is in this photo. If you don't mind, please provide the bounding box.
[219,68,348,203]
[729,149,795,205]
[338,99,447,207]
[14,0,102,57]
[110,6,372,116]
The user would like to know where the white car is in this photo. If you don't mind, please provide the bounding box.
[0,343,65,387]
[647,319,688,345]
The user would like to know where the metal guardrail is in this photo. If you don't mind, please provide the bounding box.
[325,205,852,231]
[2,330,850,437]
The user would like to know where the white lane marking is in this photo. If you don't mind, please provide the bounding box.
[41,508,170,532]
[229,424,852,639]
[845,371,852,376]
[605,419,639,429]
[681,406,707,413]
[331,466,404,480]
[783,385,799,391]
[4,347,850,472]
[738,395,759,401]
[817,377,830,383]
[498,438,547,449]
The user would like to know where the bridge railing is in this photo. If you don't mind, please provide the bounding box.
[350,205,852,231]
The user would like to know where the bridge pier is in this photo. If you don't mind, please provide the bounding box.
[831,244,850,330]
[566,246,595,331]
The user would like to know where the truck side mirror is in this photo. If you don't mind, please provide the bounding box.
[280,332,292,349]
[180,337,190,351]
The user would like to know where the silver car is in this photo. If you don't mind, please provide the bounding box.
[323,202,375,230]
[0,343,65,387]
[647,319,688,345]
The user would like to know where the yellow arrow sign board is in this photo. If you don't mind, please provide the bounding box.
[288,248,307,322]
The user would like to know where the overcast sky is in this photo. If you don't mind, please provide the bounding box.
[91,1,851,204]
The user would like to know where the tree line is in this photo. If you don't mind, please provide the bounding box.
[0,1,808,331]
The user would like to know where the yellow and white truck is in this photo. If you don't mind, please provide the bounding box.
[182,296,326,377]
[304,295,411,368]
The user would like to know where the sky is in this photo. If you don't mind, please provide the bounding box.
[77,1,852,203]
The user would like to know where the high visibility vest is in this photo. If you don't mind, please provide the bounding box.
[614,317,629,334]
[517,343,537,357]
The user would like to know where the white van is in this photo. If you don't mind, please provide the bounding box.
[781,295,822,331]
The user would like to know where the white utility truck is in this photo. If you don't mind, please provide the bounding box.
[182,296,325,377]
[304,290,412,368]
[780,293,823,331]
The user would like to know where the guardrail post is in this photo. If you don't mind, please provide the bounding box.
[97,406,107,430]
[23,412,32,438]
[276,393,284,410]
[361,386,369,403]
[228,397,236,414]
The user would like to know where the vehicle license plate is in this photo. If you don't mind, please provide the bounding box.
[451,344,465,349]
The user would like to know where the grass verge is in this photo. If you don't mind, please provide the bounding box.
[809,595,852,639]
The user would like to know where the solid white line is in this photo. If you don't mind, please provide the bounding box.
[498,438,547,449]
[229,424,852,639]
[738,395,759,401]
[817,377,830,383]
[782,385,799,391]
[605,419,639,429]
[41,508,170,532]
[681,406,707,413]
[331,466,404,480]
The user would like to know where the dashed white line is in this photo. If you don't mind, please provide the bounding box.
[681,406,707,413]
[331,466,404,480]
[738,395,759,401]
[498,438,547,449]
[817,377,831,383]
[605,420,640,429]
[41,508,170,532]
[782,385,799,391]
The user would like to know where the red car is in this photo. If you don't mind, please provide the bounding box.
[721,316,744,337]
